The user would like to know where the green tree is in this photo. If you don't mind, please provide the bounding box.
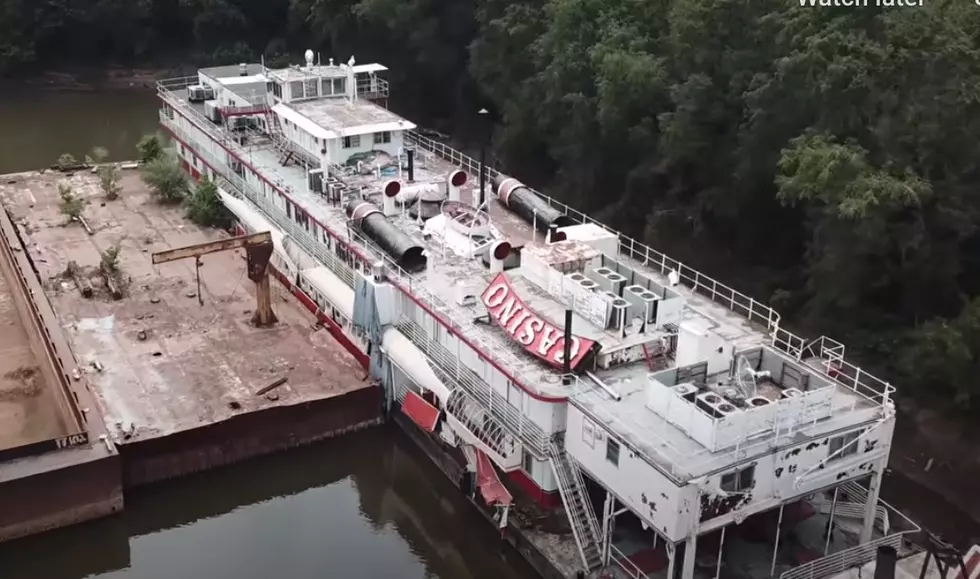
[141,152,188,203]
[184,178,232,228]
[58,183,85,223]
[136,133,164,163]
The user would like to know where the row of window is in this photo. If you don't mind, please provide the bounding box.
[342,131,391,149]
[600,428,865,493]
[268,78,348,101]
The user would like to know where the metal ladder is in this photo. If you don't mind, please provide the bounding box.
[548,441,604,573]
[264,112,292,166]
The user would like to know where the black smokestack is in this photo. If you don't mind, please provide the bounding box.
[873,546,897,579]
[562,309,573,385]
[406,148,415,182]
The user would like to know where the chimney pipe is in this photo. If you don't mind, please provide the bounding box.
[406,148,415,182]
[562,309,573,385]
[873,546,897,579]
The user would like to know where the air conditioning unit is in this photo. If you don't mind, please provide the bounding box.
[204,101,221,123]
[672,383,698,403]
[308,170,324,194]
[781,388,804,399]
[624,285,660,326]
[746,396,772,409]
[588,267,628,296]
[578,278,600,293]
[188,85,207,102]
[608,296,632,331]
[567,272,588,284]
[714,400,739,417]
[696,392,725,417]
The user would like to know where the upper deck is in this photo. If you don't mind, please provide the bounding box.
[158,63,896,472]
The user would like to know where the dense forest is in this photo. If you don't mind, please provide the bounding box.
[3,0,980,416]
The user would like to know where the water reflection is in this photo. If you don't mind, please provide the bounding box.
[0,429,537,579]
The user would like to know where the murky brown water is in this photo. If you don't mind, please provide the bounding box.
[0,89,538,579]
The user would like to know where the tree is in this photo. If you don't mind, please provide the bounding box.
[58,183,85,223]
[184,178,232,228]
[87,146,121,200]
[136,133,164,164]
[141,152,188,203]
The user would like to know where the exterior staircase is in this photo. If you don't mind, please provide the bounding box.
[549,441,604,573]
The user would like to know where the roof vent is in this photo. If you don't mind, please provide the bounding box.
[239,63,248,76]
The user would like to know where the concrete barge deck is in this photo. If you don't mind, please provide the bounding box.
[0,167,380,522]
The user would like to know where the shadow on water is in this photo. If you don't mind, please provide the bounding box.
[0,89,160,174]
[0,429,538,579]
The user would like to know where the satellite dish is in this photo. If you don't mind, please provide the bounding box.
[304,49,315,66]
[733,355,758,400]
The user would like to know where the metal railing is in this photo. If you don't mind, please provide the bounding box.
[404,130,896,409]
[548,441,603,571]
[610,546,649,579]
[396,317,553,455]
[356,76,389,99]
[779,533,912,579]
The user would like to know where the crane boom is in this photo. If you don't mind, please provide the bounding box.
[151,231,278,327]
[151,231,272,265]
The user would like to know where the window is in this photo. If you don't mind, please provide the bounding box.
[333,77,346,95]
[829,431,861,461]
[374,131,391,144]
[343,135,361,149]
[606,438,620,467]
[522,449,533,473]
[720,465,755,492]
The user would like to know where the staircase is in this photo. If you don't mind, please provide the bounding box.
[264,112,293,166]
[549,441,604,573]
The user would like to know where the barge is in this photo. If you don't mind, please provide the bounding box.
[157,52,921,579]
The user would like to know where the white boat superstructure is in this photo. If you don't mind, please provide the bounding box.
[158,51,920,579]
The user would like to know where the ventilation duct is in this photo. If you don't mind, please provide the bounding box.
[493,174,574,238]
[346,200,427,273]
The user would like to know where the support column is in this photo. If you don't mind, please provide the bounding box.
[666,541,677,579]
[771,504,785,577]
[602,491,614,566]
[824,487,840,555]
[860,465,885,543]
[682,533,698,579]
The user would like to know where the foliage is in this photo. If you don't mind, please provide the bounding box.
[11,0,980,414]
[140,152,188,203]
[56,153,78,171]
[136,133,164,164]
[87,146,121,200]
[100,244,121,273]
[184,178,232,229]
[57,183,85,222]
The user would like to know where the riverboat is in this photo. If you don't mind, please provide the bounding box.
[157,51,921,579]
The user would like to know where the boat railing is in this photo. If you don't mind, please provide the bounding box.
[780,490,920,579]
[609,546,649,579]
[404,130,896,410]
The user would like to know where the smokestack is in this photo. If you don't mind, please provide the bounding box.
[562,309,573,385]
[406,148,415,182]
[873,546,897,579]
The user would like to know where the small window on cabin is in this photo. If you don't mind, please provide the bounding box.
[829,431,861,461]
[333,77,346,95]
[373,131,392,144]
[343,135,361,149]
[321,79,332,95]
[606,438,620,467]
[720,465,755,492]
[290,81,304,99]
[523,450,533,473]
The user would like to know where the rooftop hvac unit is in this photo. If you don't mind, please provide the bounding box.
[187,85,207,102]
[204,101,221,123]
[781,388,804,399]
[696,392,725,417]
[624,285,661,325]
[588,267,628,296]
[577,278,599,292]
[746,396,772,409]
[308,171,324,194]
[714,401,739,417]
[608,297,632,331]
[567,272,588,284]
[672,383,698,402]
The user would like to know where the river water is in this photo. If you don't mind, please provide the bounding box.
[0,89,538,579]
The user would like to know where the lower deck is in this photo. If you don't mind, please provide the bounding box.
[0,168,380,485]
